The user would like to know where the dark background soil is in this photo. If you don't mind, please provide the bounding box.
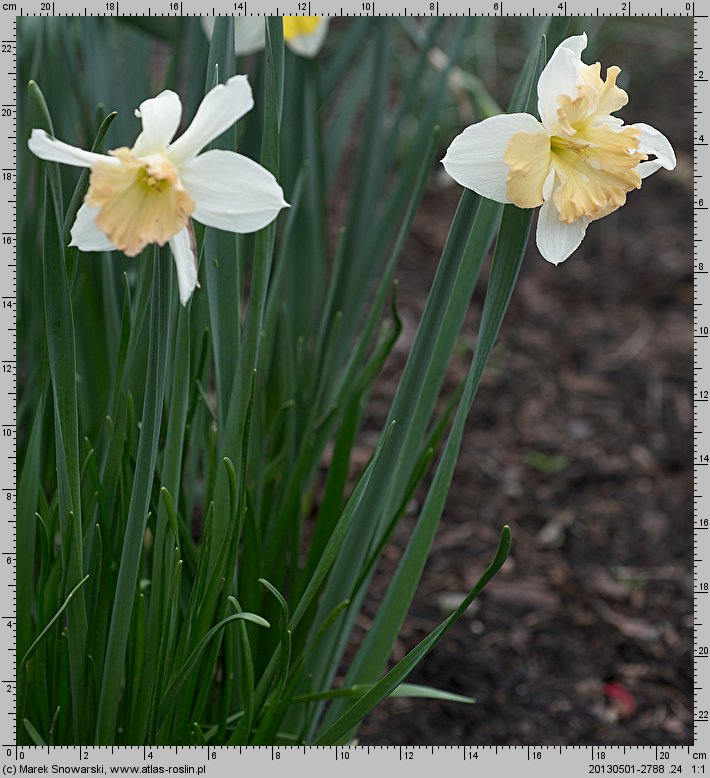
[351,21,694,745]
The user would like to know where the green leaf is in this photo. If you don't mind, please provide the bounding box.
[23,718,47,746]
[204,13,284,588]
[250,581,292,744]
[307,193,500,711]
[332,20,391,321]
[116,15,176,41]
[147,553,182,743]
[19,575,90,672]
[250,422,395,724]
[128,593,147,729]
[39,129,88,741]
[188,371,256,735]
[158,612,270,730]
[298,396,363,597]
[48,707,61,746]
[321,18,372,99]
[133,299,191,742]
[95,247,172,744]
[291,421,395,631]
[17,391,46,661]
[326,37,546,729]
[173,501,216,667]
[351,384,463,602]
[86,525,104,669]
[202,16,238,431]
[261,160,309,373]
[281,56,326,341]
[324,50,372,184]
[225,600,256,746]
[314,527,511,745]
[294,683,475,705]
[337,201,537,704]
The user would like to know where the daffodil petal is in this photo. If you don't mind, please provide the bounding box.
[286,17,329,58]
[69,204,116,252]
[169,227,198,306]
[537,33,588,132]
[536,196,589,265]
[635,160,667,180]
[556,32,589,59]
[631,122,676,179]
[180,149,289,233]
[234,16,267,55]
[503,128,552,208]
[166,75,254,164]
[133,90,182,156]
[28,129,118,168]
[202,16,267,56]
[441,113,547,203]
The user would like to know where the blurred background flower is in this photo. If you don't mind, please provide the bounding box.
[201,15,329,58]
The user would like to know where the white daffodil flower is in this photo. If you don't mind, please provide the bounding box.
[441,33,676,266]
[201,16,329,59]
[28,75,289,305]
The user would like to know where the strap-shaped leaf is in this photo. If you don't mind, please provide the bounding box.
[319,33,546,733]
[158,611,270,730]
[314,527,511,745]
[96,246,172,744]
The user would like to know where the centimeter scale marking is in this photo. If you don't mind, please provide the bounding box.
[2,3,705,776]
[11,5,710,15]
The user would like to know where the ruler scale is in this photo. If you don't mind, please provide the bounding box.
[2,9,15,757]
[4,3,703,774]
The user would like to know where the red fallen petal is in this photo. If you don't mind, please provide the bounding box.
[603,681,637,716]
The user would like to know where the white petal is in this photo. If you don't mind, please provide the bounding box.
[169,227,198,305]
[166,75,254,164]
[631,122,677,179]
[28,129,118,168]
[201,16,266,56]
[286,18,329,58]
[132,90,182,156]
[69,204,116,252]
[441,113,547,203]
[536,195,589,265]
[555,32,588,59]
[635,160,666,180]
[180,149,289,233]
[537,32,588,131]
[234,17,267,55]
